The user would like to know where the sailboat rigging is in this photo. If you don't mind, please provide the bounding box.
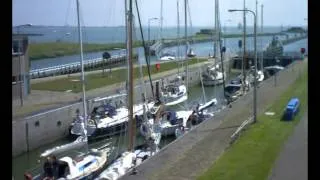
[202,0,226,87]
[25,1,111,179]
[96,1,162,179]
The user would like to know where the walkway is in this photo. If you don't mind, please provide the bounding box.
[268,110,308,180]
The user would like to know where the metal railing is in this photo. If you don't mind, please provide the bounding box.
[29,54,126,79]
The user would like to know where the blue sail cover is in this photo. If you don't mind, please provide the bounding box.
[167,111,178,125]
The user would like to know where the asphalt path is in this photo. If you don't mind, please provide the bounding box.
[268,110,308,180]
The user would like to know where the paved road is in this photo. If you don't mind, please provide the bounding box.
[268,110,308,180]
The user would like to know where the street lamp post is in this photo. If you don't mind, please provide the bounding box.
[229,9,257,123]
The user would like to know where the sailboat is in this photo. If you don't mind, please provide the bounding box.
[187,42,196,57]
[69,93,155,141]
[160,0,188,107]
[202,0,226,87]
[202,63,226,86]
[96,1,161,179]
[159,51,176,61]
[160,75,188,106]
[142,0,218,139]
[175,99,217,138]
[187,48,196,57]
[24,1,110,179]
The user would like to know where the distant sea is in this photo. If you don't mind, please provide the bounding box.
[12,26,284,44]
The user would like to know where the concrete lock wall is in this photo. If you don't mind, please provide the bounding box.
[12,103,84,157]
[12,64,207,157]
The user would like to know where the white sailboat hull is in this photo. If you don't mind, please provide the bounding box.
[140,110,193,137]
[40,136,88,158]
[161,84,188,106]
[70,102,155,139]
[159,56,175,61]
[164,94,188,106]
[96,148,158,180]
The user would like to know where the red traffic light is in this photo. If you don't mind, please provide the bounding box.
[300,48,306,54]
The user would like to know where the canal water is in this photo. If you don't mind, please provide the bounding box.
[12,38,308,179]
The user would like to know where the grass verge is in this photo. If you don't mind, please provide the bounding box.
[31,58,207,92]
[197,64,308,180]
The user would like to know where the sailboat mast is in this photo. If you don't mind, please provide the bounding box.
[214,0,219,59]
[127,0,135,152]
[76,0,88,141]
[125,0,129,96]
[216,0,226,97]
[177,0,181,74]
[242,0,247,92]
[260,4,264,70]
[160,0,163,41]
[184,0,189,91]
[255,0,259,70]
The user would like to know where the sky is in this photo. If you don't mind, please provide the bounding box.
[12,0,308,27]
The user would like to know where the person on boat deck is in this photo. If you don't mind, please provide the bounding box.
[51,155,59,178]
[43,157,54,179]
[171,88,175,94]
[57,161,69,179]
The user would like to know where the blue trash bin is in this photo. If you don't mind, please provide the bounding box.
[284,98,300,121]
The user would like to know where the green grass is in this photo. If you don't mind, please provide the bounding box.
[31,58,207,92]
[197,64,308,180]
